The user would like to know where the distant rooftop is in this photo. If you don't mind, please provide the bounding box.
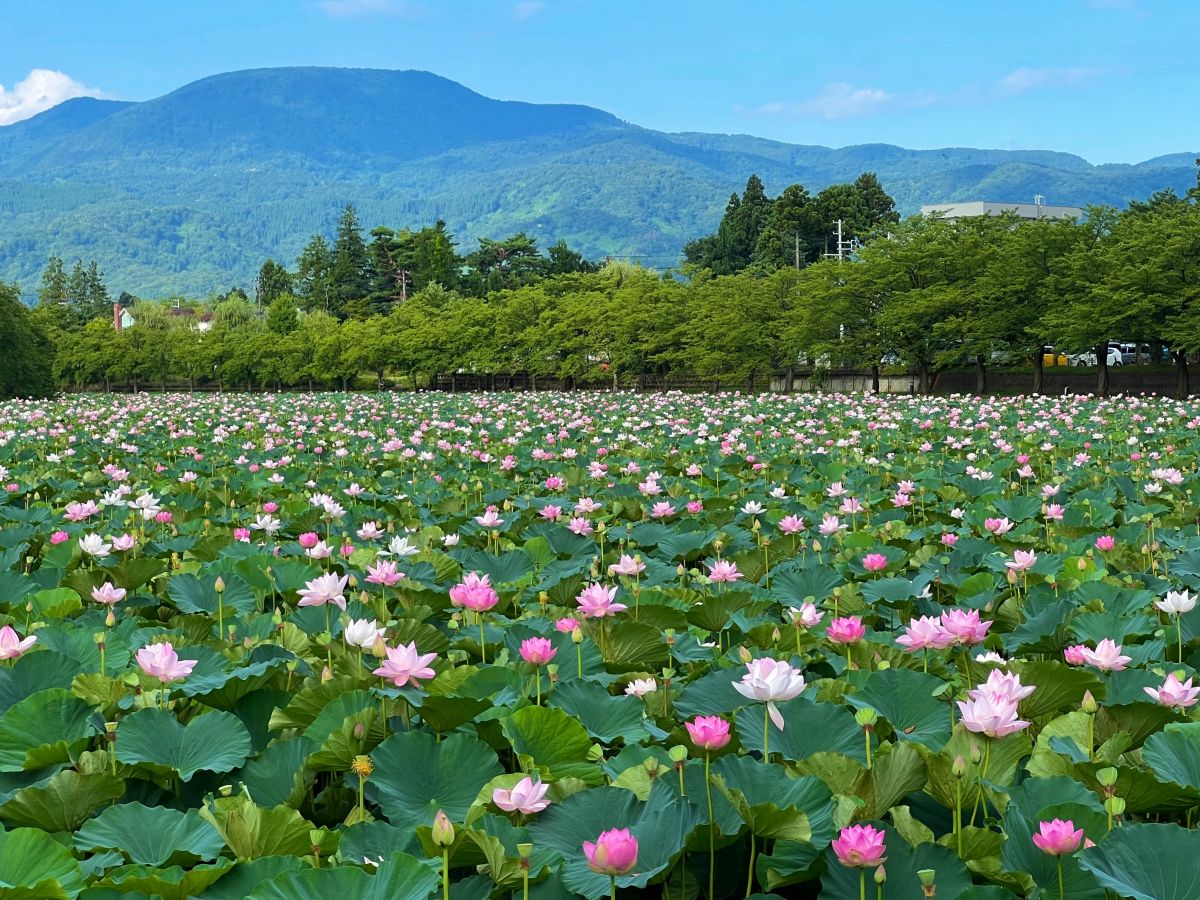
[921,199,1083,221]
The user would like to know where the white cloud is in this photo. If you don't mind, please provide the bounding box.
[0,69,105,126]
[513,1,545,20]
[996,66,1107,96]
[748,82,936,121]
[318,0,409,17]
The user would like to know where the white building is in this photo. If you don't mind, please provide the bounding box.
[921,198,1082,223]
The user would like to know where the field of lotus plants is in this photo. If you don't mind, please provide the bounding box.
[2,390,1200,899]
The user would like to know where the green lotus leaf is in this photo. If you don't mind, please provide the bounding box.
[0,825,87,899]
[711,753,833,842]
[848,668,952,751]
[75,802,224,867]
[501,703,601,784]
[0,688,98,772]
[1079,823,1200,900]
[116,709,252,781]
[197,795,316,860]
[547,678,648,744]
[245,852,437,900]
[368,730,502,829]
[0,769,123,831]
[735,697,865,764]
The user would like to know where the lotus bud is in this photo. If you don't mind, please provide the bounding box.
[547,663,559,684]
[918,868,936,897]
[571,626,583,644]
[713,539,724,553]
[214,576,225,594]
[105,608,116,627]
[855,707,878,730]
[359,590,370,604]
[771,627,781,645]
[1096,767,1118,787]
[347,574,357,589]
[874,866,887,885]
[1081,690,1098,714]
[1077,557,1087,570]
[677,564,686,577]
[272,609,283,626]
[969,743,982,765]
[738,645,753,664]
[643,757,659,777]
[432,810,455,847]
[320,665,333,683]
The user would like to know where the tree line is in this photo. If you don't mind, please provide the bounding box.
[7,169,1200,399]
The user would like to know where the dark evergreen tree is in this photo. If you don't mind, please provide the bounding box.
[255,259,294,306]
[331,204,374,318]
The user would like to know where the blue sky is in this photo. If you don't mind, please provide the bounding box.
[0,0,1194,163]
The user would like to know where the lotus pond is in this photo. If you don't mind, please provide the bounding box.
[2,390,1200,899]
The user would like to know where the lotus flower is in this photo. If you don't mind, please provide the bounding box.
[297,572,349,610]
[583,828,638,876]
[733,657,807,729]
[492,776,550,814]
[832,824,887,868]
[957,693,1029,737]
[896,615,953,651]
[1080,638,1131,672]
[136,642,196,684]
[827,616,866,645]
[1032,819,1084,856]
[685,715,731,750]
[608,554,645,577]
[576,583,626,618]
[0,626,36,661]
[1144,673,1200,709]
[706,559,742,583]
[372,641,437,686]
[519,637,556,666]
[91,582,126,606]
[449,571,499,612]
[343,618,385,649]
[1157,590,1196,615]
[940,608,991,646]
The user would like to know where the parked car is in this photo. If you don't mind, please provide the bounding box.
[1068,346,1123,367]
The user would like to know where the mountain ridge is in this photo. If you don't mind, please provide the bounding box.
[0,66,1195,297]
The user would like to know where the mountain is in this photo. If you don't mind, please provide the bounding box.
[0,66,1195,297]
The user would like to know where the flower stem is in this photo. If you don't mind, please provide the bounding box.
[1057,855,1065,900]
[610,874,617,900]
[442,848,450,900]
[535,668,541,705]
[859,868,866,900]
[706,752,716,900]
[479,615,486,664]
[745,830,756,897]
[762,704,770,760]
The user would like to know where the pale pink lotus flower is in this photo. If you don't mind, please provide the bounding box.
[1043,504,1065,521]
[567,517,594,536]
[732,657,807,729]
[975,669,1036,703]
[1006,550,1037,572]
[1080,638,1131,672]
[356,521,385,540]
[818,514,846,536]
[474,507,504,529]
[777,515,805,535]
[649,501,676,519]
[788,602,824,629]
[826,482,848,498]
[136,642,197,684]
[896,615,954,651]
[343,618,386,649]
[493,776,550,814]
[608,555,646,577]
[544,476,565,492]
[297,572,349,610]
[1157,590,1196,615]
[373,641,437,686]
[583,828,638,876]
[706,559,742,583]
[574,497,602,514]
[519,637,556,666]
[577,583,626,618]
[449,572,499,612]
[1063,644,1087,665]
[838,497,863,516]
[91,582,126,606]
[827,616,865,645]
[957,694,1029,737]
[539,504,563,521]
[305,540,332,560]
[1144,673,1200,708]
[0,626,36,660]
[624,677,657,697]
[983,517,1013,536]
[861,553,888,572]
[365,559,405,588]
[64,500,100,522]
[940,608,992,646]
[941,532,959,547]
[1032,819,1084,856]
[832,823,887,868]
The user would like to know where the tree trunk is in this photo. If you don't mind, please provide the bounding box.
[917,361,931,395]
[1175,351,1190,399]
[1030,351,1044,395]
[450,373,456,393]
[1095,342,1110,397]
[974,355,987,395]
[870,364,880,393]
[785,366,795,393]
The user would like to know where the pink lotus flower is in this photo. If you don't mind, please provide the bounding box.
[493,776,550,815]
[49,530,70,545]
[297,532,320,549]
[1063,644,1088,665]
[372,641,437,686]
[1006,549,1038,572]
[554,616,578,633]
[983,517,1013,536]
[233,528,251,543]
[136,642,197,684]
[1144,673,1200,708]
[608,554,645,577]
[896,616,954,652]
[861,553,888,572]
[544,476,564,491]
[649,501,676,519]
[365,559,405,588]
[1094,535,1115,552]
[788,602,824,629]
[297,572,349,610]
[826,616,865,645]
[686,500,704,514]
[957,694,1029,737]
[91,582,126,606]
[732,658,807,729]
[64,500,100,522]
[520,637,557,666]
[0,625,36,660]
[539,504,563,521]
[567,517,594,536]
[1080,638,1131,672]
[819,514,846,536]
[1032,819,1084,856]
[685,715,731,750]
[778,515,805,535]
[941,532,959,547]
[832,824,887,868]
[475,507,505,528]
[706,559,742,583]
[449,572,499,612]
[577,583,626,618]
[976,669,1036,703]
[940,608,992,646]
[583,828,639,876]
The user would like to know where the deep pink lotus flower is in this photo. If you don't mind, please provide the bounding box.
[297,532,320,549]
[0,625,36,661]
[686,500,704,514]
[1094,535,1115,552]
[372,641,437,686]
[91,582,126,606]
[136,642,197,684]
[733,658,806,729]
[1063,644,1087,665]
[583,828,639,876]
[49,530,70,545]
[826,616,866,645]
[449,572,499,612]
[957,694,1029,737]
[297,572,349,610]
[577,583,626,618]
[492,776,550,814]
[832,824,887,868]
[539,504,563,521]
[520,637,557,666]
[861,553,888,572]
[685,715,731,750]
[940,608,991,646]
[554,616,578,633]
[896,615,953,651]
[365,559,405,587]
[1144,673,1200,708]
[941,532,959,547]
[707,559,742,583]
[1080,638,1131,672]
[1032,819,1084,856]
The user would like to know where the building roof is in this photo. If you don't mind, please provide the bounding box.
[921,200,1083,220]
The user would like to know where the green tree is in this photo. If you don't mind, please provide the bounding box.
[295,234,334,313]
[331,204,374,318]
[255,260,294,307]
[265,294,300,335]
[0,281,55,398]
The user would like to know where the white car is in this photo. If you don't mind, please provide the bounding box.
[1068,347,1123,367]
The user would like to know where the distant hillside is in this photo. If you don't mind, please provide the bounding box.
[0,66,1195,297]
